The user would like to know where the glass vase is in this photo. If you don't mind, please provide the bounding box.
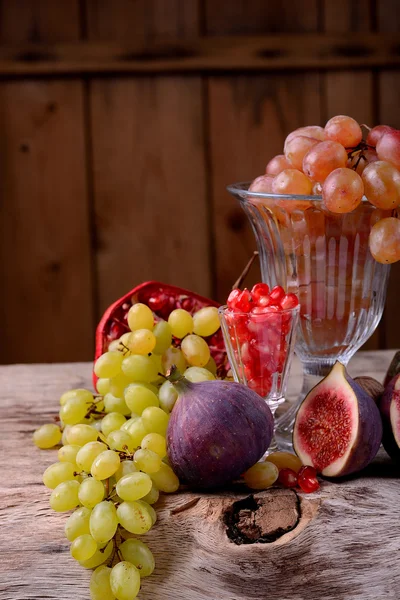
[227,183,391,449]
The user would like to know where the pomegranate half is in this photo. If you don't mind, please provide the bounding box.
[293,362,382,477]
[93,281,226,389]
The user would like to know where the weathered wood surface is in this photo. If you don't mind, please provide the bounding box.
[0,351,399,600]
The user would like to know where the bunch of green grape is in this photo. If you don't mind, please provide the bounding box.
[33,302,221,600]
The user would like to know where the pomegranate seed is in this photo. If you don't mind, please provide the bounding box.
[257,295,272,308]
[148,292,167,312]
[278,468,298,488]
[269,285,285,304]
[298,466,320,493]
[280,293,299,310]
[227,288,241,309]
[251,283,270,301]
[234,288,253,312]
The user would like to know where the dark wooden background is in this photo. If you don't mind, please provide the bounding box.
[0,0,399,364]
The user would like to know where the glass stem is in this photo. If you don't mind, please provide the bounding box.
[265,398,283,455]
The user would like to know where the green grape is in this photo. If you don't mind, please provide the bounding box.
[152,320,172,354]
[125,418,147,447]
[109,373,132,398]
[141,433,167,458]
[125,329,156,355]
[127,303,154,332]
[61,425,72,446]
[193,306,220,337]
[80,540,113,569]
[101,412,127,437]
[66,424,99,446]
[92,420,103,433]
[33,423,62,449]
[168,308,193,339]
[115,460,138,482]
[158,380,178,413]
[142,483,159,505]
[104,393,131,416]
[70,533,97,562]
[58,444,81,465]
[119,538,155,577]
[121,355,158,383]
[120,416,140,432]
[149,353,164,384]
[108,339,121,352]
[65,506,92,541]
[116,501,153,534]
[90,501,118,544]
[116,472,153,501]
[110,561,141,600]
[137,500,157,525]
[181,334,210,367]
[107,430,134,453]
[134,448,162,474]
[205,355,217,376]
[124,384,159,415]
[78,477,105,509]
[43,462,79,489]
[141,406,169,436]
[60,397,88,425]
[50,480,80,512]
[76,442,108,473]
[91,450,120,480]
[90,565,114,600]
[94,351,124,379]
[184,366,215,382]
[60,388,94,407]
[96,378,111,396]
[161,347,187,374]
[151,463,180,493]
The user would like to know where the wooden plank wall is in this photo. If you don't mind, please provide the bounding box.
[0,0,398,364]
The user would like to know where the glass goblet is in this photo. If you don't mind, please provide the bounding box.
[218,304,299,453]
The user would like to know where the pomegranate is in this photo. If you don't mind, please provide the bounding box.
[94,281,226,389]
[166,370,274,489]
[379,373,400,461]
[293,362,382,477]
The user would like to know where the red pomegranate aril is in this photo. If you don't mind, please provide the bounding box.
[298,466,320,493]
[269,285,285,304]
[227,288,241,309]
[148,292,167,312]
[235,288,253,312]
[251,283,270,301]
[280,293,299,310]
[257,295,272,308]
[278,468,298,488]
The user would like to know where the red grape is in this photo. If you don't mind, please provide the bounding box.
[278,468,298,488]
[376,130,400,170]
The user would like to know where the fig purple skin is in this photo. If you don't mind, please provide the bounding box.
[167,378,274,489]
[293,362,382,477]
[380,373,400,461]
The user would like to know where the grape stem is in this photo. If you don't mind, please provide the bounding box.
[232,251,259,290]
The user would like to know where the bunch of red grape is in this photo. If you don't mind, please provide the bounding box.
[249,116,400,265]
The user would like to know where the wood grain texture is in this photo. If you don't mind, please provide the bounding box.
[86,0,212,315]
[0,0,95,363]
[0,33,400,75]
[377,0,400,349]
[0,350,398,600]
[206,1,322,301]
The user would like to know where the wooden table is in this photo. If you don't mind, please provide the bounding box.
[1,351,399,600]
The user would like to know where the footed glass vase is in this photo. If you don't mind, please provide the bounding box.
[227,183,391,450]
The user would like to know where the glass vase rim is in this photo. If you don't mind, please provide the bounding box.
[227,181,373,205]
[218,304,300,317]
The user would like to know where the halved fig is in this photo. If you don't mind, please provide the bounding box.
[94,281,226,389]
[293,362,382,477]
[380,373,400,461]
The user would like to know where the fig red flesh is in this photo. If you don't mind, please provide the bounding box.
[293,362,382,477]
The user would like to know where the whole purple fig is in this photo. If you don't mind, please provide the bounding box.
[166,370,274,489]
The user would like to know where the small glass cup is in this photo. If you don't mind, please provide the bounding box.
[218,304,299,453]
